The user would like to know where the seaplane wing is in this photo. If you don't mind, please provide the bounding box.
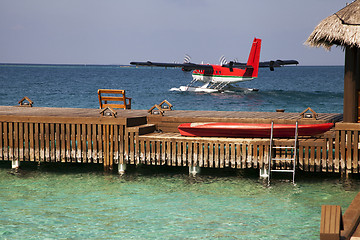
[259,60,299,71]
[223,60,298,71]
[220,62,253,70]
[130,61,214,71]
[130,59,298,72]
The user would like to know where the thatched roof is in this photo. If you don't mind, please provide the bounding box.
[305,0,360,50]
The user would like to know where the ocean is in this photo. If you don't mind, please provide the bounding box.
[0,64,358,239]
[0,64,344,113]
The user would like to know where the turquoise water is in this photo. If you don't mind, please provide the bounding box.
[0,165,359,239]
[0,64,357,239]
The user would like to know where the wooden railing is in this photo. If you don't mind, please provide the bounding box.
[132,133,271,169]
[123,122,360,174]
[0,121,127,172]
[124,132,328,171]
[330,123,360,174]
[1,118,360,175]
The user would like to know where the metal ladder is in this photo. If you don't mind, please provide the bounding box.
[267,121,298,185]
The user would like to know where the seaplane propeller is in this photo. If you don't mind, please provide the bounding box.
[184,54,191,63]
[219,55,228,66]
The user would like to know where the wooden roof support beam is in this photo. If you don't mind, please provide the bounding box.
[343,47,360,123]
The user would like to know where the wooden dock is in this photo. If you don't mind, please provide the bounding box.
[1,105,357,176]
[147,109,342,132]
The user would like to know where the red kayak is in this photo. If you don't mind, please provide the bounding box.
[178,122,334,138]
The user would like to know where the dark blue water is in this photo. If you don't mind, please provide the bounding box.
[0,64,344,113]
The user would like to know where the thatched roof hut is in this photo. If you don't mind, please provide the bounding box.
[306,0,360,123]
[305,0,360,50]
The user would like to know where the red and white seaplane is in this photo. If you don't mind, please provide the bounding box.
[130,38,298,93]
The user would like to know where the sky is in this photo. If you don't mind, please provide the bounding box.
[0,0,352,66]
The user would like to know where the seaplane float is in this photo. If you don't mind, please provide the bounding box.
[130,38,299,93]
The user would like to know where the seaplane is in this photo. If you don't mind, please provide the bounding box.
[130,38,298,93]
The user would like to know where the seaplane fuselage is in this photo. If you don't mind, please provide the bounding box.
[185,38,261,90]
[192,66,256,84]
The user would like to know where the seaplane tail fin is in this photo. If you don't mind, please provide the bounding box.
[246,38,261,78]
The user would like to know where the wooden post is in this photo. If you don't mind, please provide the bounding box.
[189,165,200,176]
[357,49,360,123]
[118,163,126,175]
[259,165,269,178]
[11,159,20,170]
[343,47,359,123]
[103,125,110,172]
